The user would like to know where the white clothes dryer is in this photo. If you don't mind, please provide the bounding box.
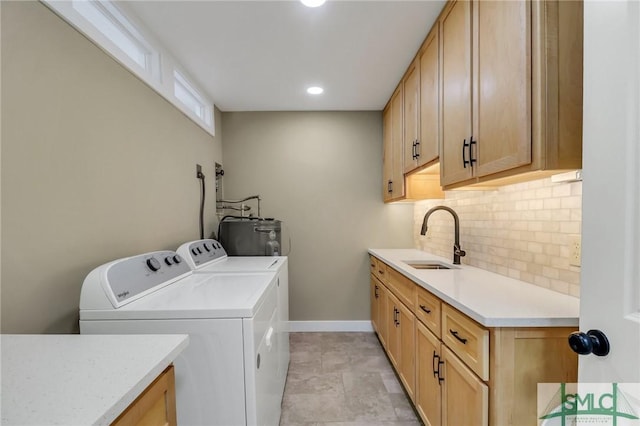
[176,239,290,397]
[79,250,282,426]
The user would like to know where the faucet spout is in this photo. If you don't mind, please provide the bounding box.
[420,206,466,265]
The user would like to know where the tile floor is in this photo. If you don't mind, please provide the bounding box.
[279,332,422,426]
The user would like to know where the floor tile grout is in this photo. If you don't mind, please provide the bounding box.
[280,332,422,426]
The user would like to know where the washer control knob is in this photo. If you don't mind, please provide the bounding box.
[203,243,211,252]
[146,257,161,272]
[191,248,199,256]
[164,256,173,266]
[197,247,203,254]
[173,255,182,264]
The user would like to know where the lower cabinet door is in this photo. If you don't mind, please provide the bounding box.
[441,346,488,426]
[377,283,388,348]
[416,321,442,426]
[397,300,416,402]
[370,276,389,348]
[387,293,402,369]
[370,276,380,334]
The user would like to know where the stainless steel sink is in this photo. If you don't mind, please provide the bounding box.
[403,260,458,270]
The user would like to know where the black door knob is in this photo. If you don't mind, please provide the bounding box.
[568,329,610,356]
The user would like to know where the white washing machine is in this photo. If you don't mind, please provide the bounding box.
[176,239,289,397]
[79,250,282,426]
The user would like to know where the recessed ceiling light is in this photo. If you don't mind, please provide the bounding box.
[301,0,326,8]
[307,86,324,95]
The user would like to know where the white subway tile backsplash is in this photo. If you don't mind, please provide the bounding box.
[414,177,582,297]
[552,185,572,198]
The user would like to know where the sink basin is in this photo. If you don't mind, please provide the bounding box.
[403,260,458,270]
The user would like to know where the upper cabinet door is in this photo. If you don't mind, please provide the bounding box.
[472,0,532,178]
[418,24,440,169]
[403,61,420,174]
[390,86,405,199]
[383,87,406,202]
[382,106,394,201]
[440,0,473,187]
[391,85,404,199]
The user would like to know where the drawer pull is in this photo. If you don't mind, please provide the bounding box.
[378,270,384,275]
[419,304,431,314]
[449,329,468,344]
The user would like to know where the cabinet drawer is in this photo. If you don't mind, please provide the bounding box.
[369,256,387,283]
[442,304,489,381]
[415,286,441,338]
[386,267,416,311]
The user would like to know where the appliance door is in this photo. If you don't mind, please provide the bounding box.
[80,318,246,426]
[243,284,280,426]
[275,267,290,395]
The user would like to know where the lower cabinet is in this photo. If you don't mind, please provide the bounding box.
[416,322,488,426]
[370,256,577,426]
[416,321,442,426]
[370,274,388,348]
[393,293,416,401]
[386,292,416,401]
[112,365,177,426]
[441,345,488,426]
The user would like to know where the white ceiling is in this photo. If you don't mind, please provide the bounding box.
[121,1,446,112]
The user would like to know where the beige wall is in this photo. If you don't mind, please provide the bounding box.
[414,177,582,297]
[1,2,222,333]
[221,111,413,322]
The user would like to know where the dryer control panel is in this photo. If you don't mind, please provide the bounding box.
[79,251,193,310]
[105,250,192,306]
[179,239,227,269]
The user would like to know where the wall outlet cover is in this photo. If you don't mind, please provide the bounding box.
[568,234,581,267]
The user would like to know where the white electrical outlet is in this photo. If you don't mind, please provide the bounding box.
[569,234,581,267]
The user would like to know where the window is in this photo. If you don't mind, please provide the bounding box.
[174,70,213,126]
[72,0,157,76]
[42,0,215,135]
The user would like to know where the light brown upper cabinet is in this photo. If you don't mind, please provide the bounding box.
[440,0,473,186]
[382,86,405,202]
[382,11,446,203]
[383,0,581,200]
[403,60,420,173]
[440,0,583,189]
[405,25,440,174]
[418,24,440,170]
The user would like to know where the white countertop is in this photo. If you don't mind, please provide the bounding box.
[369,248,579,327]
[1,334,189,426]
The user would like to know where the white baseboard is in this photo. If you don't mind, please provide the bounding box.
[288,321,374,332]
